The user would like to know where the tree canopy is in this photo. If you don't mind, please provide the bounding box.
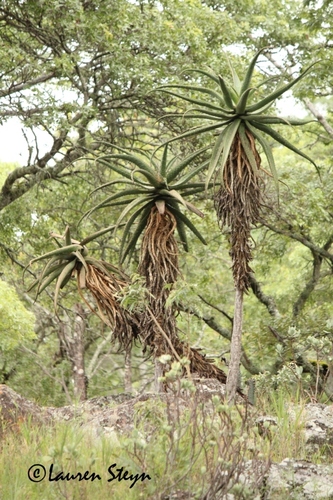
[0,0,333,405]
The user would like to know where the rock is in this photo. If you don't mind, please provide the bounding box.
[301,403,333,452]
[266,458,333,499]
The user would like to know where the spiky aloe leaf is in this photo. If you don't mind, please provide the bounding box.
[252,121,319,173]
[236,88,254,114]
[80,225,117,245]
[29,244,83,265]
[166,146,209,182]
[157,88,228,113]
[247,122,279,195]
[244,115,315,126]
[175,218,189,252]
[54,260,76,312]
[35,262,69,298]
[64,226,71,246]
[105,153,157,177]
[119,201,153,259]
[206,119,241,188]
[90,179,141,195]
[171,160,209,189]
[121,203,153,262]
[167,205,207,245]
[246,62,318,113]
[115,195,155,233]
[218,75,235,109]
[238,124,259,174]
[157,83,227,106]
[160,143,169,177]
[97,157,133,181]
[181,68,220,85]
[240,47,267,94]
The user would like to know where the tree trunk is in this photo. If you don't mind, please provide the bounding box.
[124,347,132,393]
[59,304,88,402]
[72,304,88,402]
[226,287,243,403]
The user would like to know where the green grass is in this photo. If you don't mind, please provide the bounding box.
[0,386,331,500]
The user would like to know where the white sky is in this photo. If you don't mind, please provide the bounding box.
[0,118,53,165]
[0,96,307,166]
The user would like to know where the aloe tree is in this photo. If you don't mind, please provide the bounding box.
[157,49,317,402]
[26,225,139,352]
[83,144,242,390]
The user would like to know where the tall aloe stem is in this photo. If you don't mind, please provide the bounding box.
[226,287,244,401]
[215,131,262,403]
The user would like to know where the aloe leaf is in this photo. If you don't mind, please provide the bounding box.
[78,266,86,289]
[228,59,242,94]
[246,122,280,196]
[157,83,227,106]
[238,124,259,174]
[115,195,154,233]
[161,121,225,148]
[85,188,150,218]
[97,158,133,180]
[205,131,225,189]
[29,244,82,265]
[54,260,76,312]
[80,225,117,245]
[236,88,254,114]
[171,160,209,189]
[160,143,169,177]
[167,205,207,245]
[252,121,319,173]
[131,168,161,187]
[105,153,156,177]
[119,201,152,259]
[240,47,267,94]
[73,251,88,271]
[166,146,210,182]
[182,112,230,122]
[37,255,61,288]
[121,204,153,263]
[36,263,69,297]
[246,62,317,113]
[158,88,228,113]
[167,189,204,217]
[206,119,241,189]
[64,226,71,246]
[175,218,189,252]
[244,115,316,126]
[181,68,220,84]
[90,179,139,196]
[218,75,235,109]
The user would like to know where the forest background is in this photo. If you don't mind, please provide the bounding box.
[1,0,333,407]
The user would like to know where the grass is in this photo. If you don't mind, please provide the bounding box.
[0,382,331,499]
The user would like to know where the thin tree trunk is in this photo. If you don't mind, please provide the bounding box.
[226,287,243,403]
[72,304,88,402]
[154,359,164,393]
[124,347,132,393]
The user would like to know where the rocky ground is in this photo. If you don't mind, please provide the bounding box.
[1,382,333,499]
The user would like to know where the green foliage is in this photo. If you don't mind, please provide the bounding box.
[83,144,209,262]
[0,280,36,351]
[157,50,318,190]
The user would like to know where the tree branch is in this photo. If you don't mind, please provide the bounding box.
[293,251,322,318]
[180,304,261,375]
[261,218,333,264]
[248,273,280,318]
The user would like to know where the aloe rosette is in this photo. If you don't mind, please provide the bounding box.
[82,144,212,263]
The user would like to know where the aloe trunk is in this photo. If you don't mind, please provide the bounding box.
[226,287,243,402]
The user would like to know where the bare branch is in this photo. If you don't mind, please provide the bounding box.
[248,273,280,318]
[293,252,322,318]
